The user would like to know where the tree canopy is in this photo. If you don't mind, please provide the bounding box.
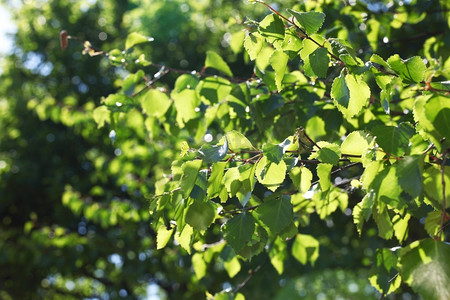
[0,0,449,299]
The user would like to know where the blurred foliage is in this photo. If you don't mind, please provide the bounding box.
[0,0,449,299]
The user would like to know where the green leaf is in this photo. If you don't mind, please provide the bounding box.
[230,31,245,54]
[172,89,200,126]
[173,74,199,93]
[125,32,154,49]
[392,214,410,243]
[222,213,255,252]
[430,80,450,92]
[244,32,264,61]
[205,50,233,77]
[424,211,442,237]
[305,47,329,78]
[269,237,287,274]
[314,188,348,219]
[185,199,216,231]
[291,234,320,266]
[198,138,228,163]
[180,160,203,197]
[373,208,393,239]
[353,190,376,235]
[207,162,228,198]
[192,253,207,279]
[256,195,293,236]
[175,224,193,254]
[156,225,174,249]
[226,130,254,150]
[140,89,172,118]
[289,166,312,193]
[400,239,450,300]
[258,14,285,47]
[372,122,415,156]
[269,50,289,91]
[331,70,370,118]
[263,138,290,164]
[255,156,287,192]
[317,163,332,192]
[387,55,426,84]
[222,167,241,197]
[423,165,450,209]
[310,141,341,165]
[288,10,325,36]
[341,131,373,160]
[424,95,450,141]
[395,155,424,198]
[93,106,110,129]
[369,248,401,295]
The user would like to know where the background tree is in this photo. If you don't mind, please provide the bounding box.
[0,0,449,299]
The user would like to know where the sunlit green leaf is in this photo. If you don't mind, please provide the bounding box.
[205,50,233,77]
[331,70,370,118]
[140,89,172,118]
[244,32,264,61]
[255,156,287,192]
[226,130,254,150]
[387,55,426,84]
[317,163,332,192]
[156,225,174,250]
[292,234,320,266]
[269,50,289,91]
[125,32,154,49]
[288,10,325,36]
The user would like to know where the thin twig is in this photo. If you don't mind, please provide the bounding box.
[439,150,448,238]
[233,261,265,294]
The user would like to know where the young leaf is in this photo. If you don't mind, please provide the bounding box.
[172,89,200,126]
[256,195,293,236]
[291,234,320,266]
[205,50,233,77]
[288,10,325,36]
[125,32,154,49]
[400,239,450,300]
[222,213,255,253]
[424,95,450,141]
[331,70,370,118]
[387,55,426,84]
